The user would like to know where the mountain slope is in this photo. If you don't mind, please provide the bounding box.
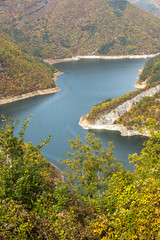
[138,54,160,84]
[0,23,51,58]
[0,24,47,58]
[0,36,57,99]
[0,0,160,58]
[128,0,160,18]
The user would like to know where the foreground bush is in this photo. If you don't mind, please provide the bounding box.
[0,117,159,239]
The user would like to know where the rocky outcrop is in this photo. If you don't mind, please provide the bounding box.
[79,85,160,136]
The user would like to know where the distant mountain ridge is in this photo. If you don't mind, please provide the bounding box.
[0,0,160,59]
[128,0,160,18]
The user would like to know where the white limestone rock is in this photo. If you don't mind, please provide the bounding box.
[79,85,160,136]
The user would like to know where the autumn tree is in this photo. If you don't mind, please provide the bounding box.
[93,130,160,240]
[59,133,123,200]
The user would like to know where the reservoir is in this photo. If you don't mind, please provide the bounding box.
[0,58,148,170]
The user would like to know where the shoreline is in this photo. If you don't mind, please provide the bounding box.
[79,85,160,136]
[1,53,158,105]
[0,86,61,105]
[44,53,159,65]
[79,114,150,137]
[134,66,148,89]
[54,71,63,81]
[0,71,62,105]
[134,79,148,89]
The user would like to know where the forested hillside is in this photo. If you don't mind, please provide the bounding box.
[128,0,160,18]
[0,36,57,99]
[138,54,160,84]
[0,0,160,58]
[0,24,49,58]
[115,92,160,131]
[0,117,159,239]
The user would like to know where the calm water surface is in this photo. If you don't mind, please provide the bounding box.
[0,59,148,170]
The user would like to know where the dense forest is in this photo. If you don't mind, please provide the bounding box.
[0,116,159,239]
[0,36,57,98]
[0,24,48,59]
[0,0,160,58]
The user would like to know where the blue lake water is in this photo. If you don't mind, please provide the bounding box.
[0,58,148,170]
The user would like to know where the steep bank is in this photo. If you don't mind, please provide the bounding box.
[79,85,160,136]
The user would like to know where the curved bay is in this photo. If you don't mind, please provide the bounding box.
[0,58,148,170]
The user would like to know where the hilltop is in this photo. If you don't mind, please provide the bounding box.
[0,0,160,58]
[128,0,160,18]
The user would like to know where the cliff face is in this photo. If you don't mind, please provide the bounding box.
[79,85,160,136]
[97,85,160,125]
